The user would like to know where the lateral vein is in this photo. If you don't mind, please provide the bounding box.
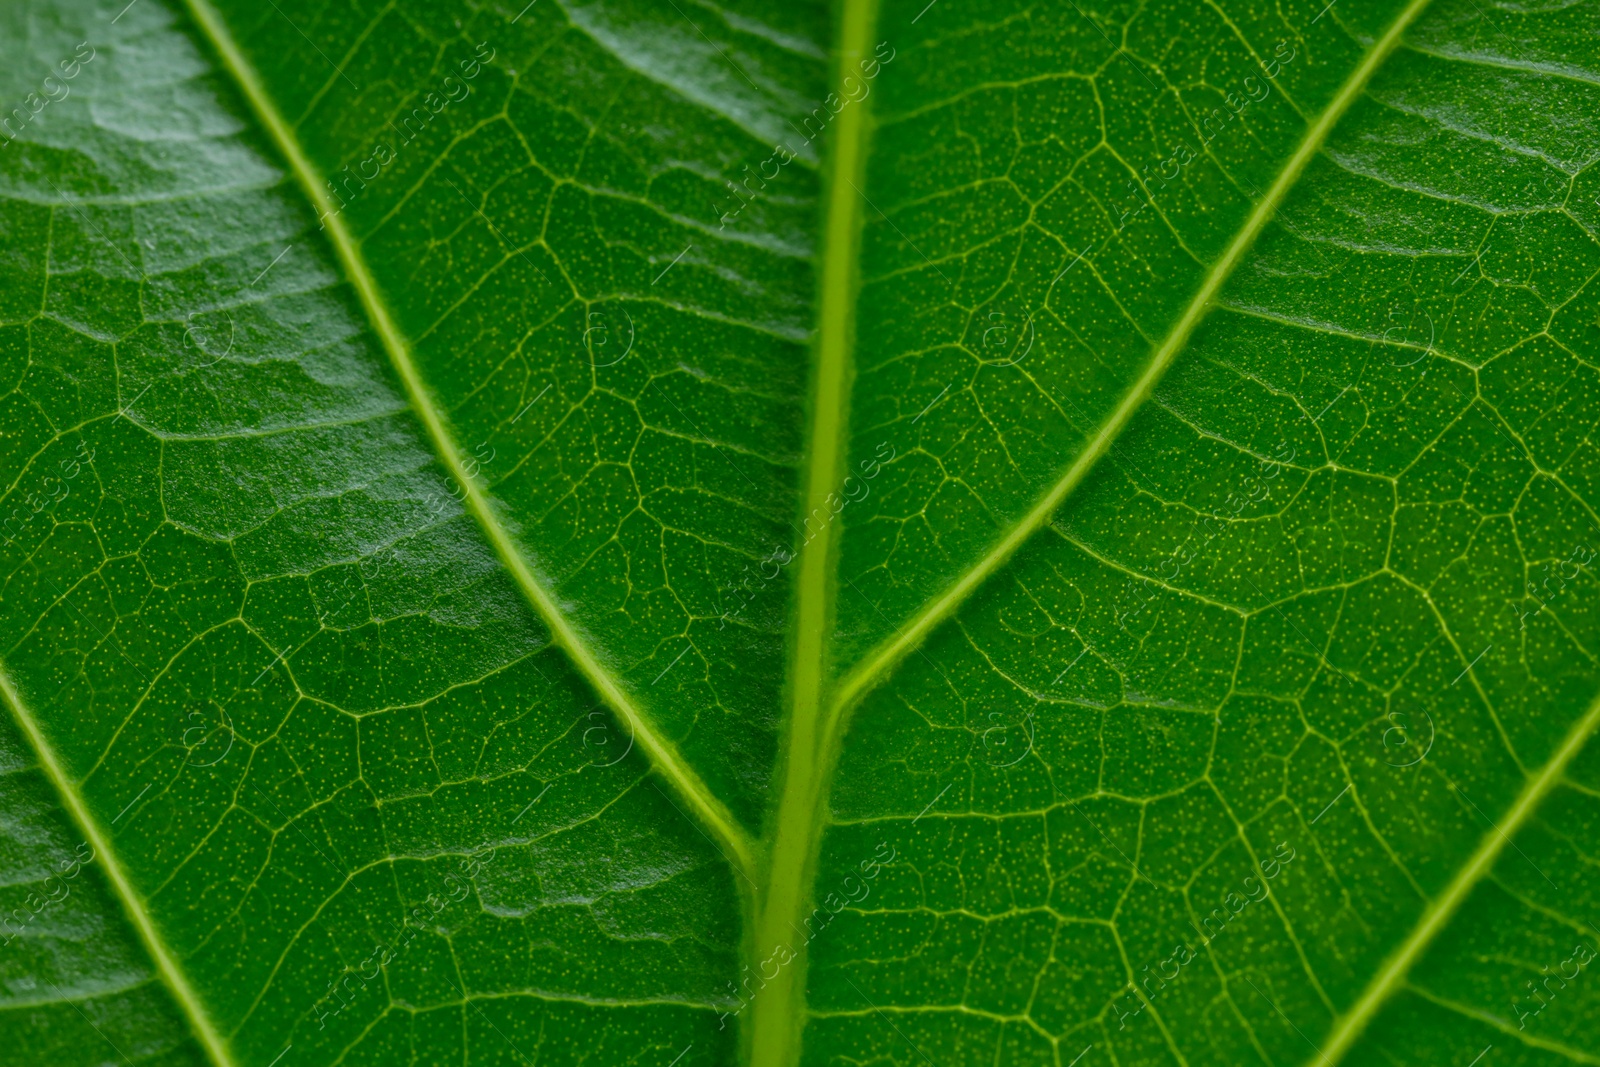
[825,0,1438,732]
[179,0,756,880]
[1316,684,1600,1065]
[0,662,238,1067]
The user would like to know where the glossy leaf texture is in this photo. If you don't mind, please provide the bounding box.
[3,0,1600,1066]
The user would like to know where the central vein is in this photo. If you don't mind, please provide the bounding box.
[750,0,1438,1060]
[747,0,880,1062]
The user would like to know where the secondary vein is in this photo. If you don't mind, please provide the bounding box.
[824,0,1439,740]
[1316,684,1600,1065]
[178,0,757,880]
[0,662,238,1067]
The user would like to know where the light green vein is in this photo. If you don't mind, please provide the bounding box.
[824,0,1438,731]
[0,662,237,1067]
[1403,984,1600,1065]
[746,0,878,1063]
[179,0,757,882]
[1316,685,1600,1066]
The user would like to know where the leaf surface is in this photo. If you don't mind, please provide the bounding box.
[3,0,1600,1066]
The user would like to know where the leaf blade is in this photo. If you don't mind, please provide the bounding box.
[0,664,236,1067]
[179,0,757,879]
[8,0,1600,1065]
[0,2,743,1062]
[810,0,1600,1063]
[829,0,1434,726]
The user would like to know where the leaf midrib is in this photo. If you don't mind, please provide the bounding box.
[746,0,879,1061]
[765,0,1443,1063]
[175,0,758,885]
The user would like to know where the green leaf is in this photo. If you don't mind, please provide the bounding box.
[4,0,1600,1066]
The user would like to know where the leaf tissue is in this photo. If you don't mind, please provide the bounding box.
[3,0,1600,1065]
